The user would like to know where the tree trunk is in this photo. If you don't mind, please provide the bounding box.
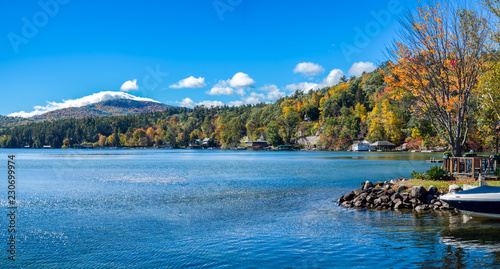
[453,140,462,157]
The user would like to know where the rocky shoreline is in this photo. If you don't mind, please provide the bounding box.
[337,180,458,212]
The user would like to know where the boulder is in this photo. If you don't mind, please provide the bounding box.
[343,192,355,201]
[354,200,365,207]
[379,195,390,203]
[410,198,421,206]
[391,193,403,202]
[363,181,374,190]
[342,201,353,208]
[354,189,365,196]
[394,201,404,210]
[449,184,462,193]
[426,194,437,204]
[392,198,402,205]
[415,204,431,212]
[410,186,428,200]
[386,189,396,196]
[397,185,407,193]
[428,185,439,196]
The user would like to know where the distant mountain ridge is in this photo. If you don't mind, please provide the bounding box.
[1,99,172,128]
[32,99,171,120]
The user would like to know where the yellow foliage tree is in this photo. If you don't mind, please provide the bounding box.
[385,3,489,156]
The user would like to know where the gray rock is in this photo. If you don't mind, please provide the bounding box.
[410,198,421,206]
[342,201,353,208]
[410,186,428,200]
[391,193,403,202]
[394,201,404,209]
[397,185,407,193]
[344,192,355,201]
[426,194,437,204]
[380,195,390,203]
[428,185,439,196]
[363,181,374,190]
[354,200,365,207]
[354,189,365,196]
[415,204,430,212]
[449,184,462,193]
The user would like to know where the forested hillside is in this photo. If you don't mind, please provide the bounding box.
[0,63,495,151]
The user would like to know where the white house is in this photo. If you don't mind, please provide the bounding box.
[352,140,374,151]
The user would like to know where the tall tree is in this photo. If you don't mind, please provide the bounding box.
[385,2,490,156]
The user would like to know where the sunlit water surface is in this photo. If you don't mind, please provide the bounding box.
[1,149,499,268]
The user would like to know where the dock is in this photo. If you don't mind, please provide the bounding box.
[443,156,498,181]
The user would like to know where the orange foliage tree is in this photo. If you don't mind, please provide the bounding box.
[385,2,489,156]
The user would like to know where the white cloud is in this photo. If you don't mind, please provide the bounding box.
[285,82,321,93]
[293,62,324,76]
[9,91,160,118]
[228,72,255,88]
[244,96,262,105]
[179,98,225,108]
[207,79,247,96]
[348,61,376,77]
[198,100,225,107]
[323,69,345,85]
[120,79,139,92]
[227,101,244,107]
[179,98,196,108]
[207,72,254,96]
[235,88,246,95]
[258,84,286,100]
[208,81,235,95]
[169,76,206,88]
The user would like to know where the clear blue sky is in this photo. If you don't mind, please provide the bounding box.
[0,0,409,117]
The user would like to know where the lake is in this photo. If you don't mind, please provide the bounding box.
[1,149,500,268]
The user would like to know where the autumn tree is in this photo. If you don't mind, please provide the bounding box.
[98,134,107,147]
[386,2,490,156]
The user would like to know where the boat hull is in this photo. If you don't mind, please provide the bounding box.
[440,186,500,219]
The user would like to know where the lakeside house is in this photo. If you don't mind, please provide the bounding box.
[202,138,211,147]
[278,145,293,151]
[188,139,203,149]
[244,134,268,150]
[352,140,374,151]
[370,141,396,151]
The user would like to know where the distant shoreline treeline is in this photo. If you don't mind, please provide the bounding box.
[0,63,495,151]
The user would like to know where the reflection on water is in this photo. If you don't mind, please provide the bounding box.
[1,149,500,268]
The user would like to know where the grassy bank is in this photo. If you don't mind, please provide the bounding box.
[396,179,500,192]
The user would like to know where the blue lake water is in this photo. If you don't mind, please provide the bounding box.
[1,149,500,268]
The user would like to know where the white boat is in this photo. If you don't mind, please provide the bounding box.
[440,185,500,219]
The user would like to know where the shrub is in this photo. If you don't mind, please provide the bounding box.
[443,151,452,156]
[425,165,450,181]
[411,170,426,180]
